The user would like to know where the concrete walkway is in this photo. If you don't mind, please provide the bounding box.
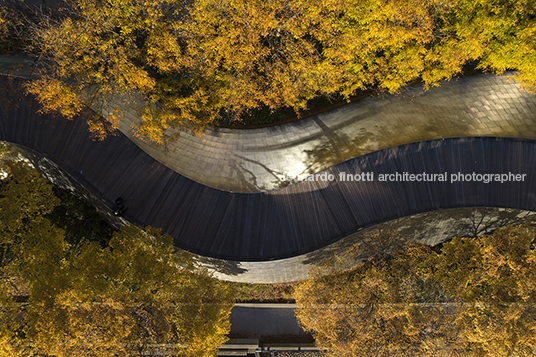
[112,72,536,192]
[2,56,536,192]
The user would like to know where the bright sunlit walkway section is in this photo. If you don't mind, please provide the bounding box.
[94,72,536,192]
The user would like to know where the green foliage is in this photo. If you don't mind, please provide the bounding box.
[237,105,291,127]
[295,226,536,356]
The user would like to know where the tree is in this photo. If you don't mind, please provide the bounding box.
[0,284,25,357]
[0,155,235,356]
[294,226,536,356]
[445,0,536,93]
[0,158,61,268]
[24,0,177,141]
[0,155,64,356]
[436,225,536,356]
[22,0,536,143]
[24,226,234,357]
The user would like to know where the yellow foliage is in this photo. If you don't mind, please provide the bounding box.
[26,0,536,142]
[295,225,536,356]
[25,79,83,120]
[0,160,234,356]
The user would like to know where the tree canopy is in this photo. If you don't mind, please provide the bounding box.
[0,156,234,356]
[294,226,536,356]
[2,0,532,142]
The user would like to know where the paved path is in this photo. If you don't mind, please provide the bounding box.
[2,78,536,280]
[109,72,536,192]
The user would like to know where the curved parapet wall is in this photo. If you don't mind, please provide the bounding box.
[2,76,536,266]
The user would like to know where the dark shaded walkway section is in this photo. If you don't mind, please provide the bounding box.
[1,76,536,261]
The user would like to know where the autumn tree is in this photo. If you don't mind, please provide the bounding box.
[444,0,536,92]
[435,225,536,356]
[0,154,63,356]
[0,158,61,267]
[0,155,235,356]
[312,229,417,277]
[295,240,459,356]
[23,0,536,143]
[0,284,25,357]
[23,225,234,357]
[0,1,31,54]
[294,226,536,356]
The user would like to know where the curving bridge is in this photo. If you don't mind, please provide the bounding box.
[1,72,536,282]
